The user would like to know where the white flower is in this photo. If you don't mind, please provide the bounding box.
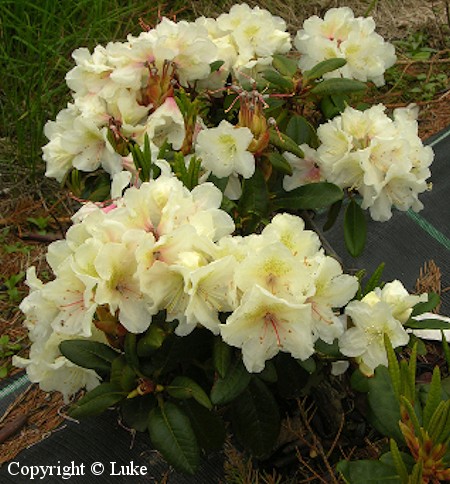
[317,104,433,221]
[339,293,410,375]
[195,120,255,178]
[221,285,314,372]
[294,7,396,86]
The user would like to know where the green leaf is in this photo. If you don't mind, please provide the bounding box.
[258,360,278,383]
[120,394,156,432]
[389,439,409,483]
[351,368,370,393]
[210,60,224,72]
[148,401,199,475]
[337,459,401,483]
[124,333,139,372]
[207,174,229,194]
[267,152,293,175]
[181,400,226,452]
[272,54,298,77]
[238,168,270,231]
[442,331,450,371]
[423,366,442,428]
[137,324,167,358]
[363,263,385,296]
[262,69,293,91]
[384,335,401,400]
[69,383,126,419]
[269,129,304,157]
[311,78,367,97]
[344,199,367,257]
[367,366,404,443]
[297,357,316,374]
[59,340,119,375]
[210,358,251,405]
[213,337,231,378]
[303,58,347,83]
[405,318,449,330]
[230,378,280,457]
[410,292,440,316]
[427,400,450,443]
[323,199,343,231]
[273,182,343,211]
[111,356,137,392]
[167,376,212,410]
[285,115,318,147]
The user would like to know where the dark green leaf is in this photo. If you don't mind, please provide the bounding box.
[120,394,156,432]
[181,400,226,452]
[344,199,367,257]
[213,337,231,378]
[405,318,450,330]
[297,357,316,374]
[267,152,293,175]
[367,366,404,443]
[285,115,318,147]
[275,353,310,398]
[410,292,440,317]
[323,199,343,231]
[231,378,280,457]
[272,54,298,77]
[124,333,139,371]
[303,58,347,83]
[59,340,119,375]
[311,78,367,97]
[148,402,199,475]
[207,174,229,194]
[258,360,278,383]
[69,383,126,419]
[315,338,342,358]
[269,129,304,157]
[273,182,343,211]
[262,69,293,91]
[238,169,270,230]
[351,368,370,393]
[210,358,251,405]
[137,324,167,358]
[167,376,212,410]
[337,459,401,483]
[363,263,385,295]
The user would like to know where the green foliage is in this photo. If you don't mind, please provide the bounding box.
[344,199,367,257]
[273,182,343,211]
[1,271,25,302]
[68,382,127,418]
[148,401,200,475]
[0,335,23,379]
[210,358,251,405]
[230,378,281,457]
[59,340,119,376]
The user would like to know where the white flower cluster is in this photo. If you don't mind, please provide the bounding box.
[16,172,361,396]
[339,280,427,375]
[42,3,290,182]
[294,7,396,86]
[315,104,433,221]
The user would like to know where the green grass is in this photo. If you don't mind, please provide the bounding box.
[0,0,188,174]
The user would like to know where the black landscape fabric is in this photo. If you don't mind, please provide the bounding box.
[0,126,449,483]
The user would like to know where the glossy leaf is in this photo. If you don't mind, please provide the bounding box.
[210,358,251,405]
[167,376,212,410]
[367,366,404,443]
[404,318,450,330]
[267,152,293,175]
[137,324,167,358]
[362,263,385,296]
[181,400,226,452]
[69,383,126,419]
[303,58,347,83]
[213,337,231,378]
[285,115,318,147]
[120,394,156,432]
[272,54,298,77]
[344,199,367,257]
[262,69,293,91]
[410,292,440,317]
[323,199,343,231]
[273,182,343,211]
[230,378,281,457]
[124,332,139,371]
[59,340,119,376]
[148,402,199,475]
[269,129,304,158]
[311,78,367,97]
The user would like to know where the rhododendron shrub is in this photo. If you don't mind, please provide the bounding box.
[16,3,443,478]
